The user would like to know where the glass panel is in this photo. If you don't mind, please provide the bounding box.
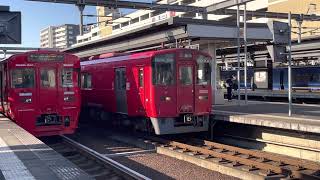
[81,73,92,88]
[62,68,73,87]
[196,55,211,85]
[121,70,126,90]
[138,68,144,87]
[179,66,193,85]
[152,53,175,85]
[41,69,56,88]
[11,68,35,88]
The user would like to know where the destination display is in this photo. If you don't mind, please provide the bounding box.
[28,54,64,62]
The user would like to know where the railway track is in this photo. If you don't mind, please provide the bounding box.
[146,137,320,179]
[45,135,151,180]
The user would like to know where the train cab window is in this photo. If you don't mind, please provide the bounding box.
[11,68,35,88]
[196,55,211,85]
[138,68,144,87]
[62,68,74,87]
[41,69,56,88]
[152,53,175,85]
[81,73,92,89]
[179,66,193,85]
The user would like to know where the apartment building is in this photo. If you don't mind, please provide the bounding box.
[40,24,79,49]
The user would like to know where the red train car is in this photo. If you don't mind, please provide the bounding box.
[81,48,212,134]
[0,51,81,137]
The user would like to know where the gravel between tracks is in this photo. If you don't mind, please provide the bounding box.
[113,153,239,180]
[69,123,239,180]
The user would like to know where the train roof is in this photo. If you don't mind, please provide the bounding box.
[81,48,208,66]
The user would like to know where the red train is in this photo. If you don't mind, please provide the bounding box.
[81,48,212,134]
[0,51,81,137]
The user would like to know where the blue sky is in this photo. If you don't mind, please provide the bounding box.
[1,0,97,47]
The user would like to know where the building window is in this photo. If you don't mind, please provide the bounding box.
[92,32,98,37]
[121,21,129,28]
[69,31,73,35]
[68,26,73,30]
[130,17,139,24]
[113,24,120,30]
[140,13,150,21]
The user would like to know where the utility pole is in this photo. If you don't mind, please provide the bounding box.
[78,5,85,36]
[236,3,241,105]
[288,12,292,117]
[244,3,248,104]
[297,14,303,44]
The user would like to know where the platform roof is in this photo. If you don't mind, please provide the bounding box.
[63,17,274,58]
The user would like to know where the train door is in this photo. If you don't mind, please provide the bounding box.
[38,66,59,113]
[137,67,145,112]
[177,63,194,113]
[115,68,128,114]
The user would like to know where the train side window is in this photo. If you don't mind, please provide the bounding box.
[138,68,144,87]
[11,68,35,88]
[81,73,92,89]
[41,69,56,88]
[62,68,74,87]
[152,53,175,86]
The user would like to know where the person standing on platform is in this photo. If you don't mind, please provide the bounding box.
[226,75,234,101]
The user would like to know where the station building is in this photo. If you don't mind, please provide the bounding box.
[75,0,320,46]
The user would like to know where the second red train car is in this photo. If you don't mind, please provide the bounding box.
[81,48,212,134]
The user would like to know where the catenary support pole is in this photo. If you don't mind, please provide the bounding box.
[244,3,248,104]
[236,3,241,104]
[288,12,292,117]
[78,5,85,36]
[297,19,302,44]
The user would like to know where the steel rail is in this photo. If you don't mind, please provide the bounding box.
[193,138,320,171]
[148,137,320,179]
[165,140,286,175]
[61,135,151,180]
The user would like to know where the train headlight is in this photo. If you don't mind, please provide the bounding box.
[64,96,74,102]
[165,96,171,101]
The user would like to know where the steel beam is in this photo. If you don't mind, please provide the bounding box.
[206,0,254,13]
[215,9,320,21]
[27,0,206,13]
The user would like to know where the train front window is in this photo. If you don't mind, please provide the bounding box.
[11,68,35,88]
[196,55,211,85]
[179,66,193,85]
[40,69,56,88]
[62,68,74,87]
[152,53,175,85]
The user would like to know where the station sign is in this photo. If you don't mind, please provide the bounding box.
[0,7,21,44]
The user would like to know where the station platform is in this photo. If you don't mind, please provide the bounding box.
[212,100,320,134]
[0,114,92,180]
[223,89,320,99]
